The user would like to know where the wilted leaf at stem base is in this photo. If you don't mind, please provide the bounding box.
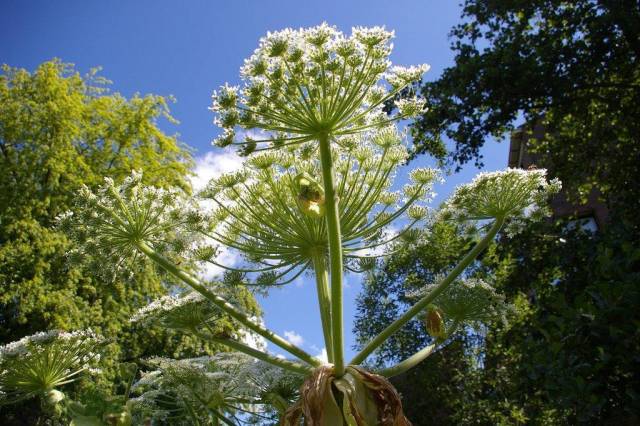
[283,365,412,425]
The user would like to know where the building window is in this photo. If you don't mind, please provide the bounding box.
[565,215,598,233]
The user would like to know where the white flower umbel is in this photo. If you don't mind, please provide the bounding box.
[442,168,561,221]
[58,171,204,282]
[411,278,511,338]
[207,23,430,379]
[200,129,437,371]
[211,23,428,152]
[200,129,438,284]
[0,329,102,406]
[64,172,324,371]
[131,353,303,423]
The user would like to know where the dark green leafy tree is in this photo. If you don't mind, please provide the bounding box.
[410,0,640,231]
[460,221,640,425]
[368,1,640,422]
[0,60,258,423]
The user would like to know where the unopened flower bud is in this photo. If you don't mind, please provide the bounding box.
[294,173,325,218]
[44,389,65,405]
[424,307,446,340]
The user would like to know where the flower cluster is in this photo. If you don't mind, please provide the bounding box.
[441,168,561,221]
[130,288,266,349]
[199,128,438,284]
[0,329,102,405]
[59,171,205,281]
[130,291,210,327]
[211,23,428,152]
[130,353,302,422]
[412,278,510,337]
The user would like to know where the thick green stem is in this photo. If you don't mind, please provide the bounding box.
[377,344,436,378]
[311,253,334,364]
[318,132,345,375]
[135,241,322,368]
[194,329,312,375]
[350,218,504,365]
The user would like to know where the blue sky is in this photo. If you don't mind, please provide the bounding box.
[1,1,509,362]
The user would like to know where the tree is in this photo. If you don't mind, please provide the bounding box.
[410,0,640,232]
[0,60,258,423]
[461,221,640,424]
[375,2,640,421]
[0,59,193,340]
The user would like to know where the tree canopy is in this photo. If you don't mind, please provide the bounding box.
[356,1,640,423]
[0,60,258,423]
[0,59,194,339]
[411,0,639,228]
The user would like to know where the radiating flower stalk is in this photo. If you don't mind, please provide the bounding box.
[0,330,102,409]
[54,23,561,424]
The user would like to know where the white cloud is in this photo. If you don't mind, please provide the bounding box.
[190,149,244,193]
[283,330,305,347]
[352,225,399,258]
[190,149,245,280]
[198,245,242,281]
[238,317,267,351]
[315,347,329,364]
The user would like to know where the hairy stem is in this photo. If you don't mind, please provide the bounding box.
[136,241,322,368]
[318,132,345,375]
[350,218,504,365]
[312,253,334,363]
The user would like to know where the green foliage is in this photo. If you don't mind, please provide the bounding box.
[462,221,640,424]
[388,340,472,426]
[0,60,257,423]
[356,215,640,424]
[0,59,192,339]
[366,1,640,422]
[410,0,640,228]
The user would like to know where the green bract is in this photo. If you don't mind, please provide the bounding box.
[211,23,428,151]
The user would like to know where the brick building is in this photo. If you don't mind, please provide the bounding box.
[508,122,609,231]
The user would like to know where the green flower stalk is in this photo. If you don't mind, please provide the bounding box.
[0,329,102,407]
[59,23,561,424]
[211,23,429,375]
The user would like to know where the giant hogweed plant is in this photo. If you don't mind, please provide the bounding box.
[48,24,559,424]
